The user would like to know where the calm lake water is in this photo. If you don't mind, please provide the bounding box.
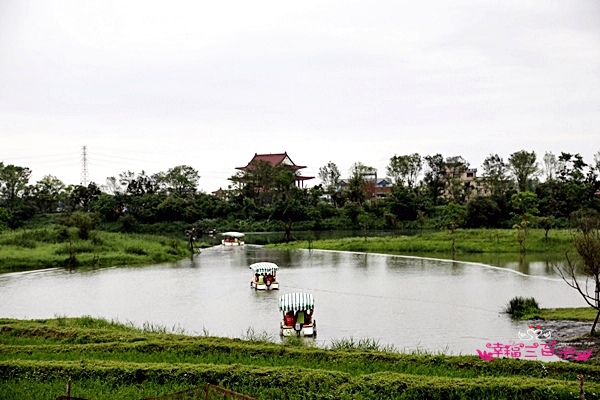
[0,245,588,357]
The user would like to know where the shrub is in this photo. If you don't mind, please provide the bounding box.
[59,211,100,240]
[504,296,540,318]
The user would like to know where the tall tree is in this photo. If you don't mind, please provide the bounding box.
[511,191,539,253]
[556,210,600,334]
[557,152,587,184]
[386,153,422,188]
[482,153,511,196]
[422,154,446,206]
[0,163,32,208]
[156,165,200,197]
[508,150,539,192]
[466,195,502,228]
[442,202,466,253]
[30,175,65,213]
[318,161,341,194]
[118,170,158,196]
[347,162,376,204]
[103,176,123,195]
[593,150,600,177]
[542,151,558,181]
[271,186,308,242]
[444,156,470,203]
[0,163,35,227]
[67,183,102,212]
[386,185,418,221]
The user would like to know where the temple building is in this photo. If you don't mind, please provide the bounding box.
[234,152,314,188]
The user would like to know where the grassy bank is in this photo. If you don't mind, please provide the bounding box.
[268,228,576,256]
[519,307,598,322]
[0,227,199,273]
[1,317,599,399]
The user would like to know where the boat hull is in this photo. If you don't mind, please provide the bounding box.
[222,240,244,246]
[280,321,316,337]
[251,281,279,290]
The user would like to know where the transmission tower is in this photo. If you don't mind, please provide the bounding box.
[80,146,89,186]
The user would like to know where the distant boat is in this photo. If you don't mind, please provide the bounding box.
[220,232,245,246]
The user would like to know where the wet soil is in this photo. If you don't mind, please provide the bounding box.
[530,319,600,362]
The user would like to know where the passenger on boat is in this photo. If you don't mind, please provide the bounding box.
[257,274,265,285]
[284,311,294,327]
[305,310,312,325]
[295,310,305,327]
[254,273,259,283]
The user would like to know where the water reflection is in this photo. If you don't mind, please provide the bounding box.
[0,245,587,357]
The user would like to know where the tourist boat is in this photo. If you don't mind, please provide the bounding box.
[278,292,316,337]
[220,232,245,246]
[250,262,279,290]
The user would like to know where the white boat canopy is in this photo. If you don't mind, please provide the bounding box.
[279,293,314,312]
[220,232,245,238]
[249,262,279,274]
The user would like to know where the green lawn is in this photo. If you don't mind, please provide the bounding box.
[0,317,599,400]
[268,228,576,256]
[0,227,203,273]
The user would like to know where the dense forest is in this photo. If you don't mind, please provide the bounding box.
[1,150,599,236]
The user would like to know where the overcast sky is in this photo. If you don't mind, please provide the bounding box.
[1,0,599,192]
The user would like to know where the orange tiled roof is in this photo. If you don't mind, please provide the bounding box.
[236,152,306,171]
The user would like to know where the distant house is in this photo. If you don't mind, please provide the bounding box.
[336,176,392,200]
[442,167,491,200]
[375,178,392,198]
[233,152,314,188]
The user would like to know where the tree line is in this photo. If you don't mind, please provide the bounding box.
[0,149,599,235]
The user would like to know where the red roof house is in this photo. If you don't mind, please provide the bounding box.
[235,152,314,188]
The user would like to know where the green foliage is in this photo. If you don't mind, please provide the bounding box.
[504,296,540,319]
[270,229,576,256]
[59,211,100,240]
[2,317,600,400]
[466,196,502,228]
[511,191,539,220]
[0,229,189,273]
[55,242,95,255]
[330,337,398,352]
[3,148,600,237]
[508,150,539,192]
[442,203,466,232]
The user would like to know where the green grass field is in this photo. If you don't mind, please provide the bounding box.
[0,227,206,273]
[269,228,576,256]
[1,317,599,399]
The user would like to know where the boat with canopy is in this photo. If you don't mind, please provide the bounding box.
[278,292,316,337]
[249,262,279,290]
[220,232,245,246]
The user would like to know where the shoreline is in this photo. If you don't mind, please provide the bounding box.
[533,319,593,342]
[531,319,600,362]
